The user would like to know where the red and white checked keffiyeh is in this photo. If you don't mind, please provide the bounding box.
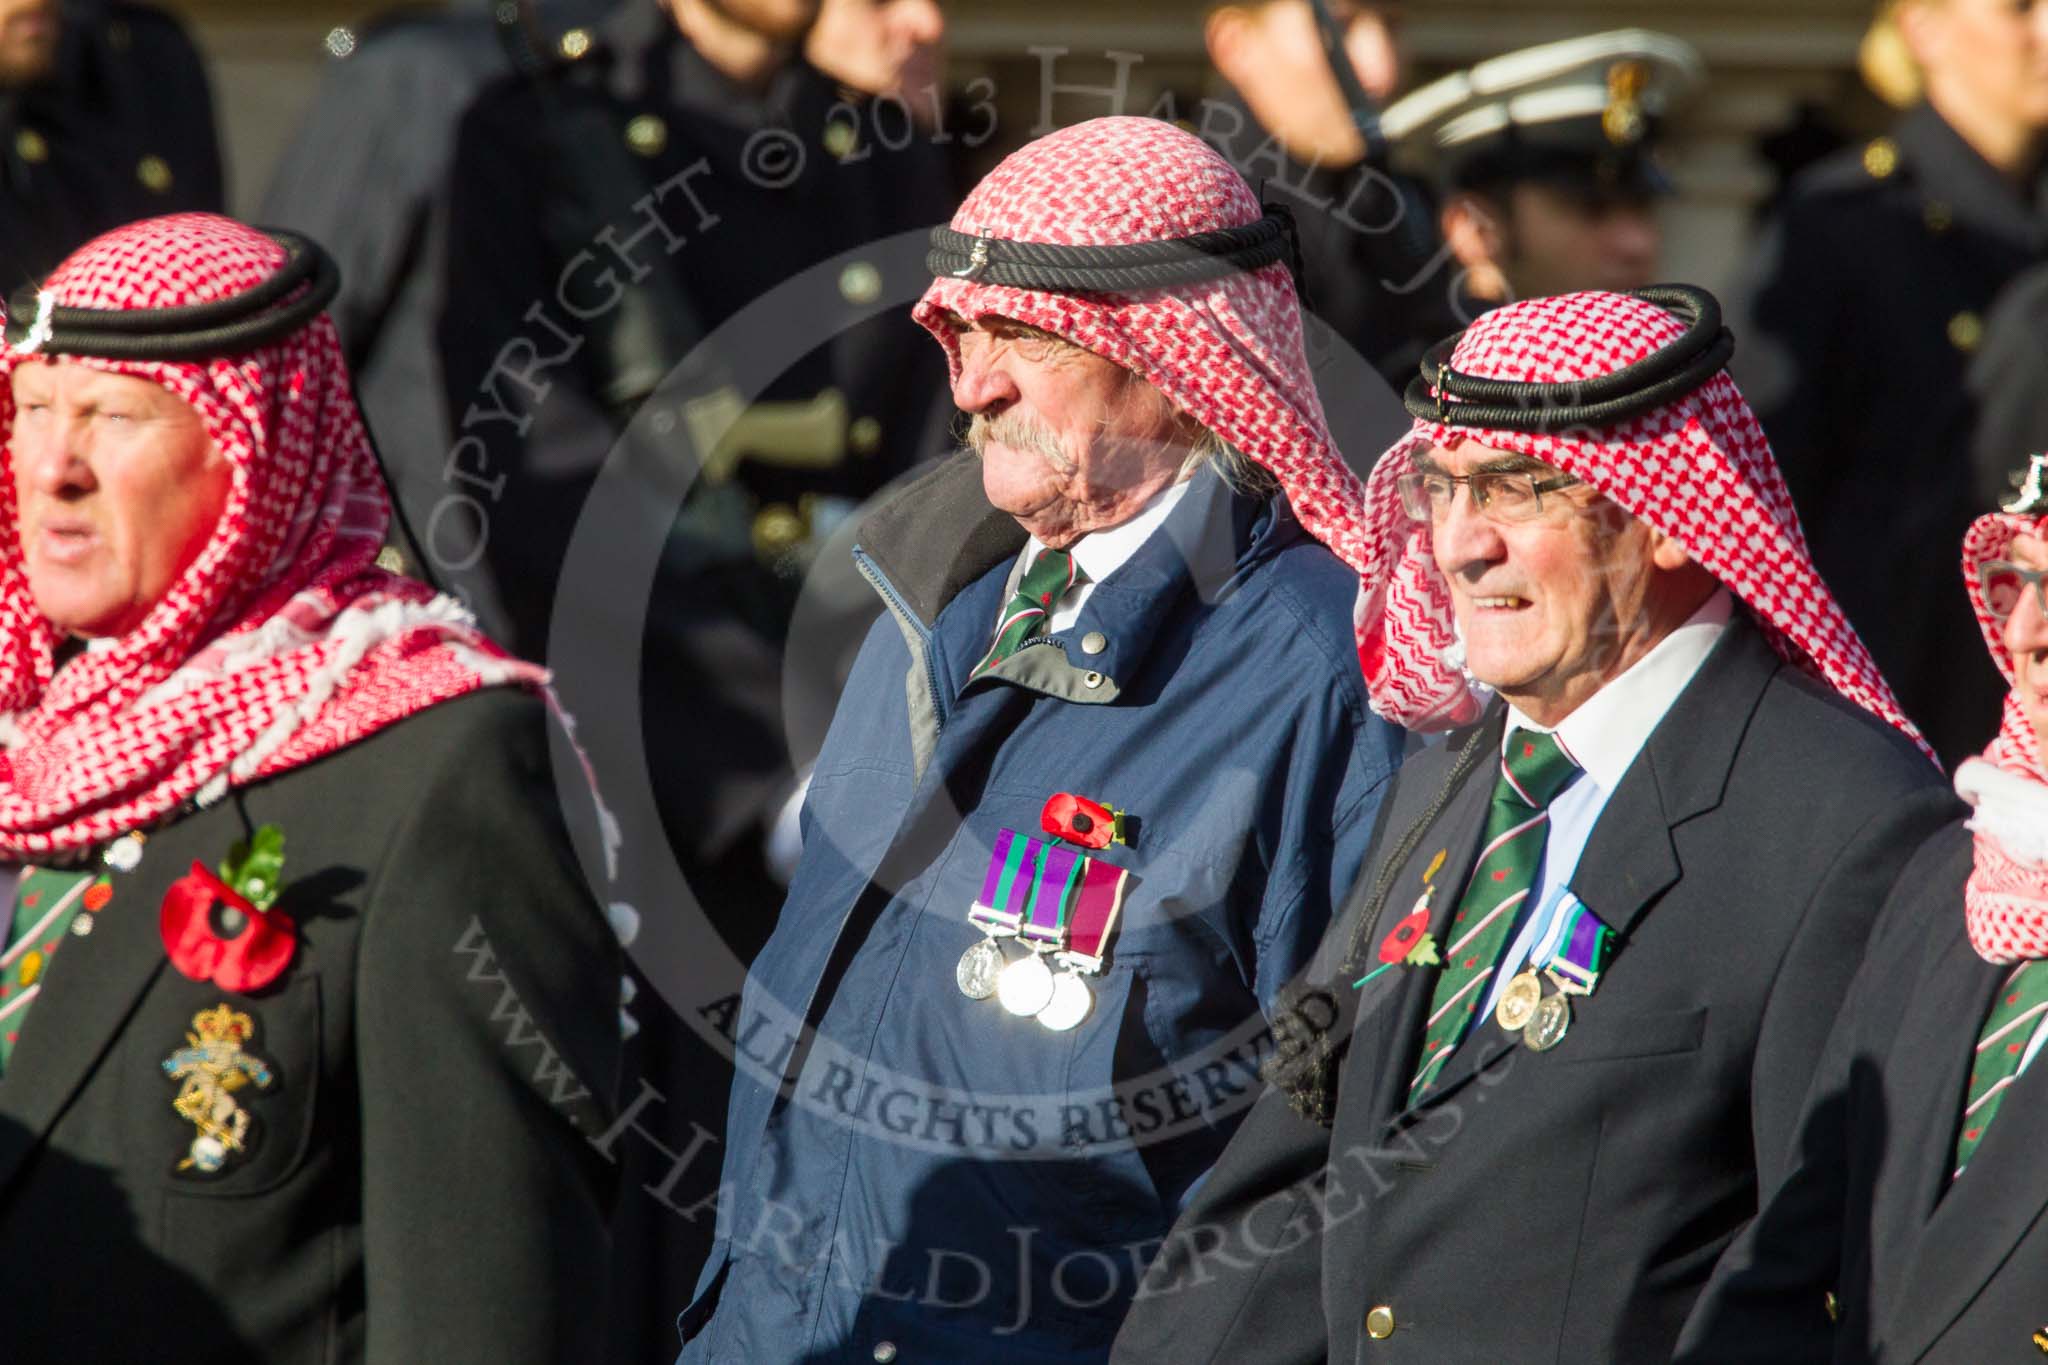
[1356,289,1926,751]
[1956,513,2048,963]
[0,213,543,859]
[913,117,1376,575]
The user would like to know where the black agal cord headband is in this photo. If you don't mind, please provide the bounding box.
[1405,284,1737,431]
[928,208,1306,294]
[0,230,438,587]
[4,229,342,361]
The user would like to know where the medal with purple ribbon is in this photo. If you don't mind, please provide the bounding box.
[999,836,1084,1016]
[1541,897,1615,996]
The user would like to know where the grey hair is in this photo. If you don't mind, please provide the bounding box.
[1182,426,1280,497]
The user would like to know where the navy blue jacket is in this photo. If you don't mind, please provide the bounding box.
[677,455,1402,1363]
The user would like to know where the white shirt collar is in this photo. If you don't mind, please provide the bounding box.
[1023,478,1193,585]
[1503,588,1734,791]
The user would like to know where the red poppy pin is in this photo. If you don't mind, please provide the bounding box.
[1042,792,1127,850]
[160,825,297,993]
[1353,889,1443,989]
[1378,905,1440,966]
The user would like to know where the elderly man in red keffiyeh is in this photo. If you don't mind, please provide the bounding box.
[0,213,621,1365]
[1680,457,2048,1364]
[1115,287,1962,1365]
[677,116,1410,1363]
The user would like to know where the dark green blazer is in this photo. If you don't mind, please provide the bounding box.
[0,688,622,1364]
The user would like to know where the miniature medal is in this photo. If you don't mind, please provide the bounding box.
[957,937,1006,999]
[1494,969,1543,1033]
[1524,990,1572,1052]
[997,949,1056,1016]
[1036,970,1093,1032]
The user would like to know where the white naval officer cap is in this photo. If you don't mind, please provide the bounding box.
[1380,29,1705,198]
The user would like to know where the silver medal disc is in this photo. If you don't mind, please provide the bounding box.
[1524,991,1572,1052]
[956,938,1005,999]
[997,951,1056,1017]
[1036,972,1093,1032]
[1494,970,1543,1033]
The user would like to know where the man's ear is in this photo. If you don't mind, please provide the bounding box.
[1892,0,1942,72]
[1205,6,1252,75]
[1441,193,1509,301]
[1648,527,1695,573]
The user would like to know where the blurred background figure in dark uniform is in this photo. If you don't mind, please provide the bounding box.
[435,0,956,1351]
[439,0,953,910]
[1968,263,2048,514]
[0,0,222,286]
[1201,0,1459,391]
[1741,0,2048,766]
[1380,29,1702,309]
[261,0,619,599]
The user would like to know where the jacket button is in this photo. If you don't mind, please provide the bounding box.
[626,114,669,158]
[1366,1305,1396,1339]
[872,1344,898,1363]
[1083,671,1104,689]
[1081,631,1107,655]
[1948,311,1984,354]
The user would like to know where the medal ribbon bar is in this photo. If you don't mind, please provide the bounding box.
[1058,857,1130,973]
[1543,901,1614,994]
[1020,840,1084,947]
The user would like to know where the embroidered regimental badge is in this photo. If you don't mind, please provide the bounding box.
[162,1004,276,1176]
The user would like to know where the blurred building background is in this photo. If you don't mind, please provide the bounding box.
[170,0,1887,298]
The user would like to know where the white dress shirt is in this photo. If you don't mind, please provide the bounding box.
[996,478,1193,634]
[1476,588,1734,1019]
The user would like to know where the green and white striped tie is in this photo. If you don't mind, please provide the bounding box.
[1410,728,1581,1099]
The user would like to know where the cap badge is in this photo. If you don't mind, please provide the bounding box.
[1603,61,1649,146]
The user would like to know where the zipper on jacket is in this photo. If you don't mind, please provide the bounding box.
[853,547,946,737]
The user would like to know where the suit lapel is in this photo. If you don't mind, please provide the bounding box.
[1568,621,1778,939]
[0,854,169,1194]
[1358,713,1503,1127]
[1881,936,2041,1364]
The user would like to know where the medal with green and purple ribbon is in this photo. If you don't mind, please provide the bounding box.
[957,828,1028,1000]
[1539,896,1615,996]
[1519,892,1617,1053]
[997,836,1086,1017]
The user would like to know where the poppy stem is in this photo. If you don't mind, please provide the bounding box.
[1352,962,1395,990]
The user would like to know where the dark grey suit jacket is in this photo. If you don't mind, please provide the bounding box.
[1113,618,1959,1365]
[1680,822,2048,1364]
[0,689,621,1364]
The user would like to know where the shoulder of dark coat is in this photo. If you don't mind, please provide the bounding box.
[1781,138,1908,208]
[99,1,205,55]
[1858,815,1975,1003]
[338,6,506,73]
[1888,816,1973,905]
[1744,660,1949,796]
[265,685,552,802]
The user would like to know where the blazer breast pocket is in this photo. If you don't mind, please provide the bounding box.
[125,972,325,1197]
[1558,1007,1707,1064]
